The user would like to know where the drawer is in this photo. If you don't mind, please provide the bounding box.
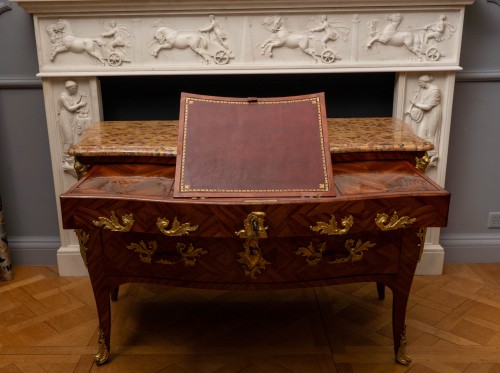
[96,230,402,285]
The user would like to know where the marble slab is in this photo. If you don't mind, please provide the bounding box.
[69,117,433,158]
[328,117,434,153]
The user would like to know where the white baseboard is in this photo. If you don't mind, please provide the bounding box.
[57,245,88,276]
[415,244,445,275]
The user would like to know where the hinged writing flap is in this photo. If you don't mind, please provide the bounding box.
[174,92,334,198]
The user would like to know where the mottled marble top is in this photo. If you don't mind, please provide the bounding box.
[69,118,433,158]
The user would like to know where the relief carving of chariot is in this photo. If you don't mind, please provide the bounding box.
[149,15,235,65]
[362,13,456,61]
[259,15,350,64]
[46,19,131,66]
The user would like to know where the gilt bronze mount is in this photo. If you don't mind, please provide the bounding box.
[375,212,416,231]
[93,211,134,232]
[235,212,270,279]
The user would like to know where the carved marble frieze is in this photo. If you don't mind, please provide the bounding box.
[149,16,235,65]
[362,13,458,62]
[35,10,463,73]
[45,19,132,67]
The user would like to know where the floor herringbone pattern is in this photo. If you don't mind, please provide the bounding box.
[1,264,500,372]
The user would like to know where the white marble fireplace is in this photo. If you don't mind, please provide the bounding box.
[14,0,474,276]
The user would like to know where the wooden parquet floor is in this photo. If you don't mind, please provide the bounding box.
[1,264,500,373]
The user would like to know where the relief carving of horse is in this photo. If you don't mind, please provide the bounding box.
[150,26,212,64]
[46,19,106,64]
[260,16,319,62]
[362,13,424,60]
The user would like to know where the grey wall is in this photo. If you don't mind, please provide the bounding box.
[0,1,498,266]
[0,2,60,265]
[440,0,500,262]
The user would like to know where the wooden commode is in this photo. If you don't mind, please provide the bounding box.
[60,104,450,365]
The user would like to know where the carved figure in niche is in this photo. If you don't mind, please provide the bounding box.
[363,13,455,61]
[149,16,233,65]
[260,16,349,64]
[46,19,106,64]
[57,80,90,174]
[406,75,442,168]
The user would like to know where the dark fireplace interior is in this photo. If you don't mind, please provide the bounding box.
[100,72,395,120]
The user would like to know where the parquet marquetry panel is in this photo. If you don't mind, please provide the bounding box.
[1,264,500,372]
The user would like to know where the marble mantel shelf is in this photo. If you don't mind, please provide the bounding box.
[13,0,476,13]
[69,117,434,159]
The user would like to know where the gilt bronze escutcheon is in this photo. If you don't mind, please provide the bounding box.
[235,212,270,279]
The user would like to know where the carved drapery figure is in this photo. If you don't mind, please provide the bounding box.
[57,80,90,173]
[406,75,442,167]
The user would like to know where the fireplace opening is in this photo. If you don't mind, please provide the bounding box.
[100,73,395,120]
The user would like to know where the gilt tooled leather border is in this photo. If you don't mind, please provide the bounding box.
[176,94,333,197]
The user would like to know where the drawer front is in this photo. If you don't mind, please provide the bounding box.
[96,230,402,285]
[76,193,447,239]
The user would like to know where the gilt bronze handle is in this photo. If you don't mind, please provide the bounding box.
[375,212,416,231]
[93,211,134,232]
[310,214,354,235]
[296,239,375,266]
[126,240,207,266]
[156,217,198,236]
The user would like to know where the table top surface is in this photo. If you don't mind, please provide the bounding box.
[69,117,434,158]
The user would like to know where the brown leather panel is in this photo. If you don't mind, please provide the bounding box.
[174,93,334,198]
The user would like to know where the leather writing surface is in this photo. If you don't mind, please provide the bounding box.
[174,93,334,198]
